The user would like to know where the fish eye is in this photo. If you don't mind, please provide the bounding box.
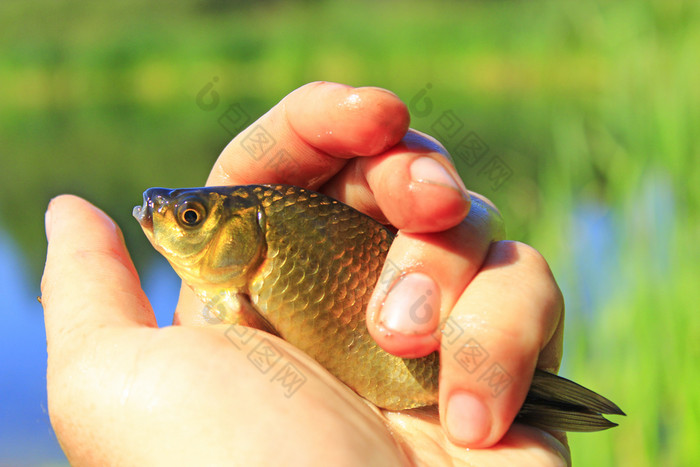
[176,199,207,227]
[182,208,200,224]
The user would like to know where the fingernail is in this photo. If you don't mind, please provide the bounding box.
[380,273,440,335]
[410,157,463,194]
[446,391,491,445]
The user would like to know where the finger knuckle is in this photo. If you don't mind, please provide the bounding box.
[511,241,565,311]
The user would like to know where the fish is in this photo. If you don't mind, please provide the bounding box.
[134,184,624,432]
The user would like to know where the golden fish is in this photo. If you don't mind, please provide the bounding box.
[134,184,624,431]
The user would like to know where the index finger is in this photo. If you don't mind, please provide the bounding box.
[207,81,410,188]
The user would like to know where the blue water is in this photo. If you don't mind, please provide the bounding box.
[559,173,674,320]
[0,231,180,465]
[0,231,62,465]
[0,173,674,464]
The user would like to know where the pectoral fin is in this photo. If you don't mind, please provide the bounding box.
[198,289,280,336]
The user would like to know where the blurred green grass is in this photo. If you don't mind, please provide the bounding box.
[1,0,698,464]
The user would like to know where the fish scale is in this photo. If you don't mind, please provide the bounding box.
[135,184,624,430]
[247,185,440,409]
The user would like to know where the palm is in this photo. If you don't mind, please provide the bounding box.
[156,317,566,466]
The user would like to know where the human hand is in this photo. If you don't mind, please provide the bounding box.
[175,81,570,464]
[42,82,569,465]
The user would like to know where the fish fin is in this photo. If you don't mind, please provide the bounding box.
[199,290,280,336]
[517,403,619,432]
[234,293,281,337]
[516,369,625,432]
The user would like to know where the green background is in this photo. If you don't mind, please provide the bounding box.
[1,0,698,465]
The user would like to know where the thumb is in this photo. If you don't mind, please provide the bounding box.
[41,195,156,356]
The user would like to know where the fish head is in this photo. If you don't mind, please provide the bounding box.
[133,187,265,291]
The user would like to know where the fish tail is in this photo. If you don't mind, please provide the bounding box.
[516,369,625,432]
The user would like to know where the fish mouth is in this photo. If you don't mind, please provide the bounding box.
[132,203,152,231]
[133,187,173,232]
